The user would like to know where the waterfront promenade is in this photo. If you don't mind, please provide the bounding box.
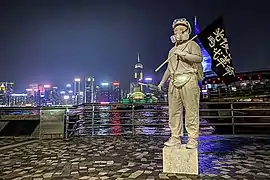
[0,135,270,180]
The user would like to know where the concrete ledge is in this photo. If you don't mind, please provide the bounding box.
[163,145,198,175]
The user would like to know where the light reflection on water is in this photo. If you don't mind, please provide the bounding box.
[66,105,270,175]
[70,105,214,136]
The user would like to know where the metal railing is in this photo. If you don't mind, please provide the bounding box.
[0,101,270,139]
[0,106,71,139]
[202,87,270,100]
[65,101,270,137]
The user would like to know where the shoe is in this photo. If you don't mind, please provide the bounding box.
[186,138,198,149]
[164,137,181,147]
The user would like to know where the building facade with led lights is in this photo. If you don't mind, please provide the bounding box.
[85,76,95,103]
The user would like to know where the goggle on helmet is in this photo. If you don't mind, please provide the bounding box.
[172,18,192,34]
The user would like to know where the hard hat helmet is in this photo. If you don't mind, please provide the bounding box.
[172,18,192,34]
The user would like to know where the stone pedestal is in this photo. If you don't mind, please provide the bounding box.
[163,145,198,175]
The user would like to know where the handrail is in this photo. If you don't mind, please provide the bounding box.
[0,101,270,138]
[64,101,270,137]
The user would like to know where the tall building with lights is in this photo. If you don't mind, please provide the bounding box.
[64,84,74,104]
[25,83,45,106]
[85,76,95,103]
[95,85,100,102]
[134,52,143,81]
[95,82,111,103]
[10,94,27,106]
[65,84,72,93]
[0,83,6,105]
[51,86,60,105]
[74,78,82,105]
[144,77,153,94]
[0,82,14,106]
[26,83,39,106]
[112,81,121,103]
[133,52,144,92]
[43,85,52,106]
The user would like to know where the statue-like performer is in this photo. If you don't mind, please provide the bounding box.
[158,18,203,149]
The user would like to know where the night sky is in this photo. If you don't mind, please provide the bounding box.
[1,0,270,91]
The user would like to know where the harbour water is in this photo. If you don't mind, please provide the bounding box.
[0,101,270,137]
[68,104,215,137]
[67,102,270,137]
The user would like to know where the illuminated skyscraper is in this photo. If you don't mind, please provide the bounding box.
[134,52,143,91]
[10,94,27,106]
[85,76,95,103]
[51,86,60,105]
[64,84,73,104]
[95,82,111,102]
[74,78,82,105]
[134,52,143,81]
[144,77,153,94]
[43,84,52,106]
[0,82,14,106]
[112,81,120,103]
[26,84,39,106]
[0,83,6,105]
[66,84,72,93]
[94,85,100,102]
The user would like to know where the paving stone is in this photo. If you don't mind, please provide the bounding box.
[117,168,130,173]
[144,170,152,174]
[98,171,108,175]
[235,168,250,174]
[79,176,90,179]
[146,176,155,180]
[43,173,53,178]
[100,176,110,180]
[257,172,269,176]
[0,136,270,179]
[128,170,144,178]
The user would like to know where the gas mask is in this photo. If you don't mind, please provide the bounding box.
[170,29,190,44]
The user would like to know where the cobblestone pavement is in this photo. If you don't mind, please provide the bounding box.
[0,138,31,148]
[0,136,270,180]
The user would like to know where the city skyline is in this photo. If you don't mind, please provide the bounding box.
[0,50,157,93]
[0,54,157,92]
[0,58,154,106]
[0,73,156,92]
[0,78,125,106]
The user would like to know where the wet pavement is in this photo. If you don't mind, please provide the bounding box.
[0,136,270,180]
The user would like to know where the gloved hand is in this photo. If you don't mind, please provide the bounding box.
[174,49,188,57]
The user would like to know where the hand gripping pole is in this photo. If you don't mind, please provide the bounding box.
[154,35,198,72]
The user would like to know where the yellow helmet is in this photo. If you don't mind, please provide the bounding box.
[172,18,192,34]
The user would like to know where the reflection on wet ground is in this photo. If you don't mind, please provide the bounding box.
[70,106,215,137]
[0,136,270,179]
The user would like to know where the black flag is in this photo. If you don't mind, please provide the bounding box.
[197,16,235,84]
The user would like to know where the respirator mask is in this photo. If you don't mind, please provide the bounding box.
[170,29,190,44]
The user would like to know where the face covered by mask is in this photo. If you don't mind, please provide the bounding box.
[170,26,190,44]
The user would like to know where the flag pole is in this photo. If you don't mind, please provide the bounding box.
[154,34,198,72]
